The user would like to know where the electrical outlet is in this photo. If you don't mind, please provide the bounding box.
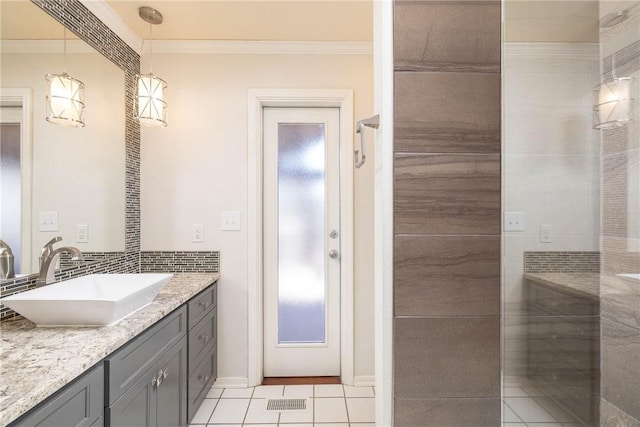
[504,212,524,231]
[192,224,204,242]
[540,224,552,243]
[38,211,59,231]
[76,224,89,243]
[221,211,240,231]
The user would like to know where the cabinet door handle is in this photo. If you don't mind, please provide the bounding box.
[198,301,210,310]
[197,374,210,383]
[198,334,210,343]
[162,369,168,380]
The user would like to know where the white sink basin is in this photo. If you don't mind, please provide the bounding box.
[0,273,173,326]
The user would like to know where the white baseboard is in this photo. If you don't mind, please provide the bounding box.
[353,375,375,387]
[213,377,250,388]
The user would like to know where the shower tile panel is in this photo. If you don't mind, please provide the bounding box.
[601,397,640,427]
[394,235,500,316]
[524,252,600,274]
[602,151,629,238]
[394,1,501,72]
[600,317,640,421]
[600,273,640,330]
[394,317,500,399]
[394,397,500,427]
[394,153,501,235]
[394,72,500,153]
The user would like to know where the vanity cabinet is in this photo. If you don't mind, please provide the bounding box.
[5,278,219,427]
[9,363,104,427]
[105,306,188,427]
[187,283,217,423]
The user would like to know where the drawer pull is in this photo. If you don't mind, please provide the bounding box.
[198,334,210,343]
[153,369,168,388]
[198,301,210,310]
[197,374,210,383]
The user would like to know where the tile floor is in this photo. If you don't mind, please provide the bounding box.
[503,377,586,427]
[189,384,375,427]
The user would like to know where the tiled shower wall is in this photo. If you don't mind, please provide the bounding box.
[393,1,502,425]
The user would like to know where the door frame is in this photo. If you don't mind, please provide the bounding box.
[247,89,354,386]
[0,88,33,274]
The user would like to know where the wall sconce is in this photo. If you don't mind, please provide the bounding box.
[593,77,636,130]
[136,6,167,128]
[46,29,85,127]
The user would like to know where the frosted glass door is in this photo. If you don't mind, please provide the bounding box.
[263,107,341,377]
[277,122,326,344]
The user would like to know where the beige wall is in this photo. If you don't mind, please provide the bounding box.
[140,51,375,382]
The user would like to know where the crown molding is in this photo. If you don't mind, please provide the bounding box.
[1,39,96,54]
[79,0,142,53]
[147,40,373,55]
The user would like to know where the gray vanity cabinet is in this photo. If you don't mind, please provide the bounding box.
[9,363,104,427]
[187,283,217,422]
[105,306,188,427]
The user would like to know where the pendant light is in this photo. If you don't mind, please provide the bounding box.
[136,6,167,128]
[593,76,636,130]
[46,28,85,127]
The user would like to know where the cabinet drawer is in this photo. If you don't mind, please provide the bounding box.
[187,347,217,423]
[105,306,187,405]
[188,283,217,329]
[11,363,104,427]
[189,310,217,372]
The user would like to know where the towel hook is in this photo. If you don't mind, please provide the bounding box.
[354,114,380,168]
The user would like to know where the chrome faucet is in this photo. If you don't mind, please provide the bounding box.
[0,239,16,279]
[37,237,84,286]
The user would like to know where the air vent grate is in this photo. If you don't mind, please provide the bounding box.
[266,398,307,411]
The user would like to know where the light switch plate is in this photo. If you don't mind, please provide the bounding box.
[221,211,240,231]
[39,211,59,232]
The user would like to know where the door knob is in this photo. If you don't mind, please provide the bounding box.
[329,250,339,259]
[329,230,339,239]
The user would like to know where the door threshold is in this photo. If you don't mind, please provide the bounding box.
[262,376,341,385]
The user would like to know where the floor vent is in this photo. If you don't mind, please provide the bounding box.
[266,398,307,411]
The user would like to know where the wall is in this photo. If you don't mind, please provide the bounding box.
[502,43,601,375]
[598,1,640,424]
[139,51,374,383]
[393,1,502,425]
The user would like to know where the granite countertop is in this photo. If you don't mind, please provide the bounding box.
[523,272,599,300]
[0,272,220,426]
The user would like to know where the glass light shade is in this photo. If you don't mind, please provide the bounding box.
[593,77,636,129]
[136,73,167,127]
[45,72,85,127]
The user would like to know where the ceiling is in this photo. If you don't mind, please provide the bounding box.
[1,0,372,42]
[2,0,603,44]
[106,1,373,42]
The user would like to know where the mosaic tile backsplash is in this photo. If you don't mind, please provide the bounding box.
[524,251,601,273]
[141,251,220,273]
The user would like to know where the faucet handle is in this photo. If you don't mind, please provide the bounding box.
[40,236,63,265]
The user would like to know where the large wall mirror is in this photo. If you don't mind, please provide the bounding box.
[0,1,125,279]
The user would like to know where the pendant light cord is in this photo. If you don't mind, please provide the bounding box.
[63,27,67,73]
[149,21,153,74]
